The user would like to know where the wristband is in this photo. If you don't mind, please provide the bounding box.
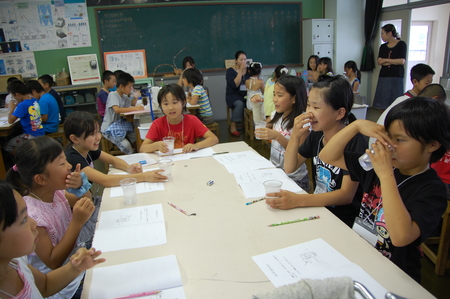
[67,172,92,197]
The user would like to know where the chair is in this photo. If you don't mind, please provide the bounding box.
[244,108,254,140]
[46,124,67,146]
[206,122,219,137]
[421,201,450,275]
[226,106,244,129]
[100,137,124,156]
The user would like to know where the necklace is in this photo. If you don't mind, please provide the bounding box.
[166,114,184,147]
[29,191,44,202]
[72,146,94,168]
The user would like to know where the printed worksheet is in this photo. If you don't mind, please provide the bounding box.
[90,255,186,299]
[157,147,216,161]
[116,153,157,166]
[109,179,164,198]
[213,151,275,174]
[92,204,167,252]
[252,238,387,298]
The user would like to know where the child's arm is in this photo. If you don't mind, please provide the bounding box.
[34,197,94,269]
[266,175,359,209]
[352,81,360,93]
[182,130,219,153]
[187,93,199,105]
[139,138,169,154]
[31,248,105,298]
[8,101,18,124]
[111,104,144,114]
[319,119,391,170]
[283,113,311,173]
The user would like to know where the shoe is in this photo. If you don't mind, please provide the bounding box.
[230,130,240,136]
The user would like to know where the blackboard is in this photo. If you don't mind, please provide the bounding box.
[96,3,302,74]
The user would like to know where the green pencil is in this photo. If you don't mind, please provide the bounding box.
[268,215,320,227]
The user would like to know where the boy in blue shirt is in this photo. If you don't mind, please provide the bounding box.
[319,97,449,282]
[38,74,66,123]
[5,81,44,153]
[26,80,59,134]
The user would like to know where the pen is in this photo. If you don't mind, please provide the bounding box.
[213,151,229,155]
[167,202,196,216]
[268,215,320,227]
[112,290,161,299]
[245,197,266,205]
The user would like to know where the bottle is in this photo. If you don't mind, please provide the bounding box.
[358,145,394,171]
[160,77,165,87]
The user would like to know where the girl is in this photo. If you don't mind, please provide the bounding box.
[6,136,95,298]
[255,76,310,191]
[0,180,105,299]
[344,60,361,94]
[301,55,319,83]
[264,65,288,118]
[317,57,334,76]
[65,111,168,187]
[373,24,407,110]
[4,81,44,153]
[267,75,367,227]
[140,84,218,154]
[245,62,265,123]
[177,56,196,87]
[183,68,214,125]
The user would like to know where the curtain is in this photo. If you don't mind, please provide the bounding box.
[360,0,384,71]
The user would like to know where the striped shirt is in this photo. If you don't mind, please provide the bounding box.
[192,85,213,117]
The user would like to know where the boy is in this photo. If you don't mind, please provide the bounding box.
[26,80,59,134]
[101,72,144,154]
[418,83,446,103]
[4,77,20,108]
[97,70,116,119]
[319,97,450,282]
[38,74,66,123]
[5,81,44,153]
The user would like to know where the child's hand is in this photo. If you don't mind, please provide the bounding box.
[156,141,169,153]
[265,190,299,210]
[250,94,262,103]
[182,143,197,153]
[72,197,95,226]
[367,141,395,178]
[135,105,145,111]
[354,120,394,147]
[255,128,277,141]
[66,164,82,189]
[127,163,143,174]
[70,247,105,272]
[292,113,312,137]
[144,169,168,182]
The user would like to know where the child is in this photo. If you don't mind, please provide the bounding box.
[38,74,65,123]
[245,62,265,123]
[182,68,214,125]
[4,81,45,153]
[301,55,319,83]
[101,72,144,155]
[255,75,309,191]
[26,80,59,134]
[65,111,167,187]
[177,56,196,87]
[5,136,96,298]
[344,61,361,94]
[264,65,288,118]
[317,57,334,76]
[0,180,105,299]
[4,76,20,108]
[319,97,450,282]
[269,75,367,227]
[97,70,116,120]
[140,84,218,154]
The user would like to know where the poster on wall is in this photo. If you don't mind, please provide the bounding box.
[0,0,91,52]
[104,50,147,78]
[0,51,37,77]
[67,53,101,85]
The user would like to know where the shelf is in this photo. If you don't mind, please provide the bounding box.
[64,102,96,108]
[54,83,101,93]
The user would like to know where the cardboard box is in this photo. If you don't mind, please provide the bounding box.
[55,77,71,86]
[0,74,23,92]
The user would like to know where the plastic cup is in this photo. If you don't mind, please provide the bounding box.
[158,159,173,181]
[254,121,266,140]
[263,180,283,198]
[163,136,175,155]
[120,178,137,204]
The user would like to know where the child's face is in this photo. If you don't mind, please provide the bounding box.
[119,82,134,95]
[413,74,433,93]
[38,79,49,91]
[185,62,194,69]
[0,191,38,259]
[105,76,117,89]
[317,63,326,72]
[309,58,317,70]
[181,77,189,86]
[31,90,41,100]
[160,92,184,123]
[387,120,433,175]
[43,152,72,190]
[79,123,101,152]
[306,88,344,132]
[273,83,295,115]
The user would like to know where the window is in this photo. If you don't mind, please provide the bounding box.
[409,22,432,62]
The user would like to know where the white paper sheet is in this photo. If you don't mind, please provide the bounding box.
[252,238,387,299]
[213,151,275,174]
[109,181,164,198]
[157,147,216,162]
[89,255,186,299]
[116,153,157,166]
[92,204,167,252]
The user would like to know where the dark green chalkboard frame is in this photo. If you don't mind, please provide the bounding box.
[95,2,302,74]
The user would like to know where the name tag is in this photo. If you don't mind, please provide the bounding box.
[239,84,247,91]
[352,217,377,246]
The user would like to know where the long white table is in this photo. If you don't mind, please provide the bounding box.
[82,141,434,299]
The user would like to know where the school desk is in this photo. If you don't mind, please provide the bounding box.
[0,109,21,179]
[81,141,434,299]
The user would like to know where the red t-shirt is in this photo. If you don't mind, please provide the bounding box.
[145,114,208,148]
[431,150,450,184]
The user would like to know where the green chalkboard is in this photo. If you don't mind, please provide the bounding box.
[96,3,302,74]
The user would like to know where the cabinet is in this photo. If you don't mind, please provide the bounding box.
[53,83,100,116]
[302,19,334,66]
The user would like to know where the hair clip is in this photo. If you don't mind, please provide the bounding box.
[251,62,262,68]
[280,67,289,74]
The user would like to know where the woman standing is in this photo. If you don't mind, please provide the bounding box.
[226,51,249,136]
[372,24,407,110]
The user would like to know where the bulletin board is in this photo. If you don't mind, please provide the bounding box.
[104,50,148,78]
[67,54,101,85]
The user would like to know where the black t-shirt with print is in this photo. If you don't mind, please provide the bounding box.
[66,147,101,172]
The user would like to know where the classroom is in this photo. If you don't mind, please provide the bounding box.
[0,0,450,298]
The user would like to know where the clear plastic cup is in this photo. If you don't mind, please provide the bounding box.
[120,178,137,204]
[163,136,175,155]
[359,145,394,171]
[264,180,282,210]
[158,159,173,181]
[254,121,267,140]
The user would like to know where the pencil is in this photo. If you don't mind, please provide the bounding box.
[245,197,266,205]
[112,290,161,299]
[167,202,196,216]
[268,215,320,227]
